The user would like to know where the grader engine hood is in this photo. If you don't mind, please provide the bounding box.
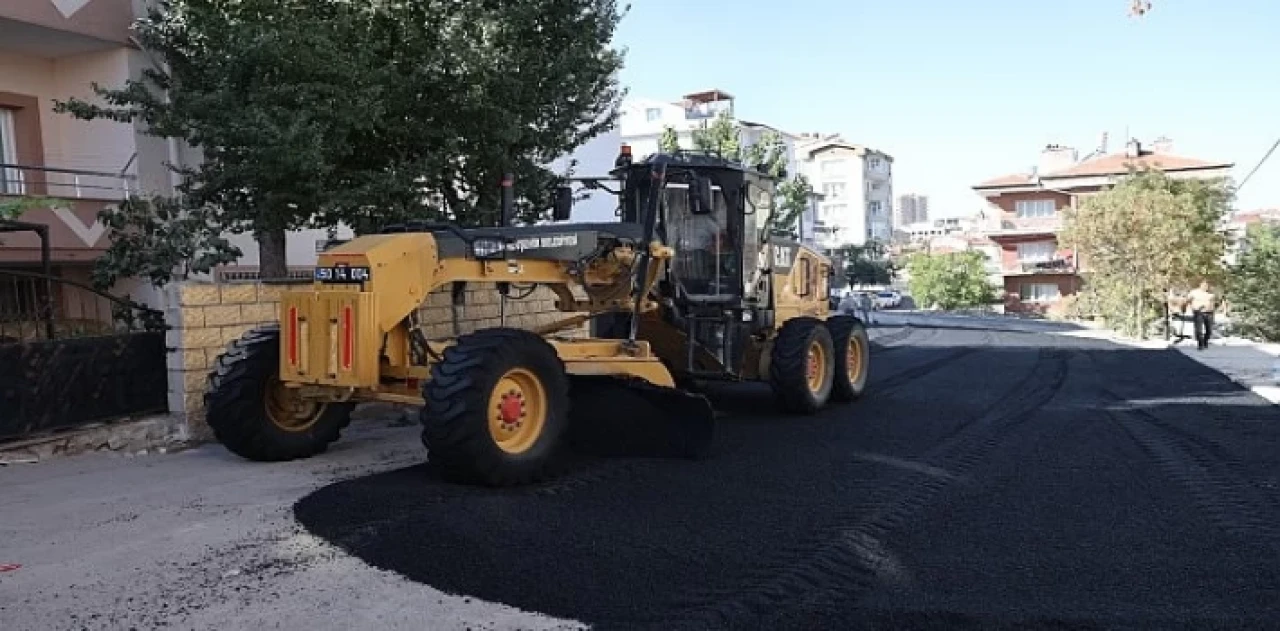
[278,223,646,388]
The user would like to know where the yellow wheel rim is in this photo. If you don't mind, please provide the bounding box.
[806,340,827,393]
[264,378,325,432]
[847,334,867,385]
[487,367,548,454]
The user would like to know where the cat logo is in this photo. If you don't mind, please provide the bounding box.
[773,246,794,269]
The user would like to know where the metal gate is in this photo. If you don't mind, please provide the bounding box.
[0,267,169,442]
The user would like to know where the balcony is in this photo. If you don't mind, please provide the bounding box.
[985,216,1063,238]
[1007,257,1077,275]
[2,163,137,200]
[1,163,137,265]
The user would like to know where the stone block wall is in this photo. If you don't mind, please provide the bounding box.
[163,280,586,441]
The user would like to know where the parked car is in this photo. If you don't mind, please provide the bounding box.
[873,290,901,309]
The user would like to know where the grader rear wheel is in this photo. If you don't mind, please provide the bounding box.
[768,317,835,414]
[420,327,571,486]
[204,324,355,461]
[827,315,870,402]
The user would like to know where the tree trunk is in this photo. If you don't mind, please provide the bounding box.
[257,226,289,281]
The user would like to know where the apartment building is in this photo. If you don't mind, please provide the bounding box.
[793,135,894,251]
[973,138,1234,313]
[897,193,929,226]
[0,0,196,307]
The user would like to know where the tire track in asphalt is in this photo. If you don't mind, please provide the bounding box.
[657,339,1070,630]
[1081,352,1280,555]
[869,329,996,395]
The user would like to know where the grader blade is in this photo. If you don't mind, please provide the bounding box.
[565,375,716,459]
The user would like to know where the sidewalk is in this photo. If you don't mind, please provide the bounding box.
[1173,336,1280,405]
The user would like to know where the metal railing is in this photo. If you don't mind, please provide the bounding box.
[0,269,163,344]
[1014,258,1076,274]
[0,162,138,201]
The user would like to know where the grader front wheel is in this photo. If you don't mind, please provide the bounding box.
[769,317,836,414]
[420,328,571,486]
[204,324,355,462]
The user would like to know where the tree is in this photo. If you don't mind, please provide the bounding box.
[905,250,996,310]
[1058,168,1231,338]
[90,195,242,291]
[659,126,680,153]
[841,241,894,286]
[1226,224,1280,342]
[54,0,627,278]
[685,111,814,237]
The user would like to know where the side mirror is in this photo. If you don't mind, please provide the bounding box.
[689,176,714,215]
[552,185,573,221]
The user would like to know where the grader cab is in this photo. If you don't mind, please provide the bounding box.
[203,147,872,486]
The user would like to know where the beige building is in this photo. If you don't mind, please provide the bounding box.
[0,0,187,298]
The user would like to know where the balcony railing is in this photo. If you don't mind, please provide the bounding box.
[0,163,138,201]
[1013,258,1076,274]
[987,216,1063,235]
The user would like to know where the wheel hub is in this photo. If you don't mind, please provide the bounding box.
[487,368,548,454]
[499,390,525,426]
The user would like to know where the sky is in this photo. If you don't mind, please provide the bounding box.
[608,0,1279,219]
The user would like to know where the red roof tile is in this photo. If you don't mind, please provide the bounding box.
[975,149,1233,190]
[1042,151,1232,179]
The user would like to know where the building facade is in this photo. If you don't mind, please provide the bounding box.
[973,138,1234,313]
[897,193,929,226]
[794,135,894,251]
[0,0,197,308]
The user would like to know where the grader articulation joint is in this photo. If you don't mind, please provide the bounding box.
[203,147,873,487]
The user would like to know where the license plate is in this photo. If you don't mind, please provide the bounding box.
[315,265,370,283]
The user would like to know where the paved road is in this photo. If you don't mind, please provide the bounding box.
[4,314,1280,630]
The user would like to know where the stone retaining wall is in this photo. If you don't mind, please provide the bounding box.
[163,281,586,441]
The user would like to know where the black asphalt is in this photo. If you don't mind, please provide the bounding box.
[292,322,1280,630]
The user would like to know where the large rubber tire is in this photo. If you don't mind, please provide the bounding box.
[204,324,355,462]
[826,315,870,402]
[768,316,835,414]
[420,327,572,487]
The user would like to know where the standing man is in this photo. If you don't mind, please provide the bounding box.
[1187,280,1218,350]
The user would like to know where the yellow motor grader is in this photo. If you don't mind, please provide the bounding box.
[203,147,872,486]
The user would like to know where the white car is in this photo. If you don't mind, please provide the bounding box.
[872,290,901,309]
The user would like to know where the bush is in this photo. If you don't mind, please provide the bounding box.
[1226,224,1280,342]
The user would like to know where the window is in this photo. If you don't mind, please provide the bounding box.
[867,200,883,216]
[1020,283,1061,302]
[1016,241,1056,262]
[822,182,846,199]
[0,108,18,195]
[645,107,662,122]
[820,159,847,176]
[867,157,882,170]
[1015,199,1056,218]
[823,203,847,221]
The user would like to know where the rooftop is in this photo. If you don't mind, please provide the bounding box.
[974,139,1234,190]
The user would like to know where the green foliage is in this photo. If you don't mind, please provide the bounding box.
[0,196,66,221]
[1058,168,1231,338]
[905,250,997,310]
[90,195,242,291]
[658,126,680,153]
[841,241,895,286]
[1226,224,1280,342]
[53,0,628,276]
[686,112,813,237]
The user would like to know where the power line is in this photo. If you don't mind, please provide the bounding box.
[1237,136,1280,192]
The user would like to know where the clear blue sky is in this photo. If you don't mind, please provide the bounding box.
[610,0,1278,218]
